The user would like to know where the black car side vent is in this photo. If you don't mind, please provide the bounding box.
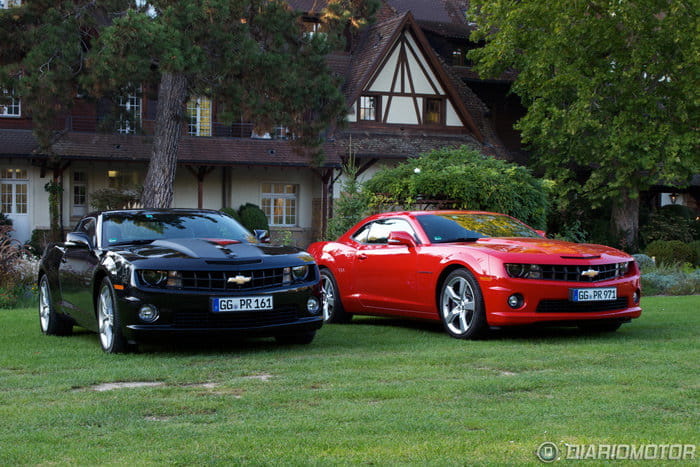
[205,259,263,265]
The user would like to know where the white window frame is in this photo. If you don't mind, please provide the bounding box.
[261,183,299,227]
[359,95,378,121]
[118,92,142,134]
[0,0,23,9]
[187,97,212,136]
[1,89,21,117]
[72,171,88,217]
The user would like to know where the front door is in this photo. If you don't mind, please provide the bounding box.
[1,168,30,242]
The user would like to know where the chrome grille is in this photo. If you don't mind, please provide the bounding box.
[180,269,286,291]
[541,263,625,282]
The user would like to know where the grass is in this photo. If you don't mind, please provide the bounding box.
[0,296,698,465]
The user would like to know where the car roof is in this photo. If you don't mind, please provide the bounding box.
[87,208,222,218]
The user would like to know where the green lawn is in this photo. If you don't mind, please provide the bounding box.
[0,296,698,465]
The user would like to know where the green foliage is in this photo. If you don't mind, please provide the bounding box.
[364,146,549,228]
[640,206,699,245]
[238,203,269,232]
[326,156,369,240]
[469,0,700,245]
[27,229,51,257]
[0,212,12,226]
[644,240,697,267]
[89,187,142,211]
[0,225,37,308]
[632,254,655,272]
[641,265,700,296]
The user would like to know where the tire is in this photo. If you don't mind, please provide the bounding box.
[38,275,73,336]
[439,269,487,339]
[275,331,316,345]
[579,319,623,333]
[320,269,352,323]
[97,277,130,353]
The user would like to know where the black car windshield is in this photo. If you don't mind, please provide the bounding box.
[101,211,253,246]
[417,213,541,243]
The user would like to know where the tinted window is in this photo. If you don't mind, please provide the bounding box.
[352,218,416,244]
[417,213,539,243]
[101,211,252,246]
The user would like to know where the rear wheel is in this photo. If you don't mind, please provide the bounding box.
[97,277,130,353]
[439,269,487,339]
[38,275,72,336]
[320,269,352,323]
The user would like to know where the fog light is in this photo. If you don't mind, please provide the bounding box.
[633,290,641,304]
[307,297,320,314]
[138,304,159,323]
[507,294,524,309]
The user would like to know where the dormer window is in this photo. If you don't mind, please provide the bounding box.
[452,48,465,66]
[187,97,212,136]
[1,89,20,117]
[359,95,379,121]
[424,98,443,125]
[0,0,22,8]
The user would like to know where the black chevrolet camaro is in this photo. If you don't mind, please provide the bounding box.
[38,209,323,353]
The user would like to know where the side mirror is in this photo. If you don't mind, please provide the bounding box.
[66,232,92,248]
[387,231,417,248]
[254,229,270,243]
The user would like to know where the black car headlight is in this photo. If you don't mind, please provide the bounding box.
[139,270,168,286]
[139,270,182,288]
[283,265,310,283]
[505,264,543,279]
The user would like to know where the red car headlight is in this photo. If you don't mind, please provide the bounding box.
[505,264,543,279]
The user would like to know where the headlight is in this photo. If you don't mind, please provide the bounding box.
[138,270,181,288]
[505,264,543,279]
[616,262,630,277]
[140,270,168,286]
[292,265,309,281]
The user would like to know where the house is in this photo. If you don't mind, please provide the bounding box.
[0,0,512,246]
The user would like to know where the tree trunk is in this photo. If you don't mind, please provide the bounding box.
[141,72,188,208]
[610,189,639,251]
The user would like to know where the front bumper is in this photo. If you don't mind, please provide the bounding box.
[481,275,642,327]
[114,283,323,343]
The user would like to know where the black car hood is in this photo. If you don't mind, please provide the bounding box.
[109,238,303,261]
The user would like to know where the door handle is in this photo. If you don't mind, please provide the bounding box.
[358,254,368,260]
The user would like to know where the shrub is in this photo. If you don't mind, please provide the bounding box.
[690,240,700,266]
[632,253,655,271]
[0,225,39,309]
[644,240,696,266]
[238,203,269,232]
[0,212,12,227]
[640,206,698,245]
[642,268,700,296]
[364,146,549,228]
[90,187,142,210]
[27,229,51,257]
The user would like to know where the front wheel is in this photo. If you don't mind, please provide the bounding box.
[38,275,72,336]
[439,269,487,339]
[320,269,351,323]
[97,277,130,353]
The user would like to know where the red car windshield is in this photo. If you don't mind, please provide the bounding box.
[417,213,540,243]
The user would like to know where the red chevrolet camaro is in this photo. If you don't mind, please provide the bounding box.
[308,211,642,339]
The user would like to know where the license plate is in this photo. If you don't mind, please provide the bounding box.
[212,296,273,312]
[570,287,617,302]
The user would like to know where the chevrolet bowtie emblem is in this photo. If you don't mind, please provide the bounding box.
[581,269,600,278]
[228,275,252,285]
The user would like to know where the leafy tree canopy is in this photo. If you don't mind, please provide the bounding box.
[468,0,699,246]
[363,147,549,228]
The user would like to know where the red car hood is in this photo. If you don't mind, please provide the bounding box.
[467,237,630,261]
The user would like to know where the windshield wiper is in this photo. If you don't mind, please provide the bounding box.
[109,239,156,246]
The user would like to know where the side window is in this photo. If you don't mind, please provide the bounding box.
[77,218,96,247]
[352,219,416,245]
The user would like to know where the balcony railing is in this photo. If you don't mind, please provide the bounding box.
[63,116,294,140]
